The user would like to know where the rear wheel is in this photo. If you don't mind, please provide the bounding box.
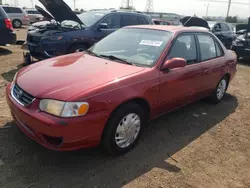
[209,76,229,104]
[12,20,22,28]
[101,103,146,156]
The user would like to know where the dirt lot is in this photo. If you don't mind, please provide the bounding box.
[0,28,250,188]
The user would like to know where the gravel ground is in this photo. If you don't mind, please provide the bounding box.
[0,28,249,188]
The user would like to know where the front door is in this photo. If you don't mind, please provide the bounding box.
[158,34,204,114]
[94,14,121,42]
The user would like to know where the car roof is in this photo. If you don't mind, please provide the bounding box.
[126,25,210,33]
[89,9,149,16]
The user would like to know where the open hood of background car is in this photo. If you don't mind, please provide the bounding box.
[35,5,54,20]
[39,0,83,24]
[180,16,210,29]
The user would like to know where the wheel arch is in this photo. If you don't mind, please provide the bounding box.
[100,97,151,140]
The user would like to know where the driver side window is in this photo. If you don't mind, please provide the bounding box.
[100,15,121,29]
[168,35,198,64]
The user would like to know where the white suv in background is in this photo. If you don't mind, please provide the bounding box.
[25,9,44,24]
[1,6,30,28]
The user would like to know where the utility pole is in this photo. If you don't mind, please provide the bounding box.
[205,3,210,17]
[121,0,133,9]
[145,0,153,12]
[226,0,232,18]
[74,0,76,10]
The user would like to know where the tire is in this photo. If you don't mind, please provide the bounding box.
[101,103,146,156]
[68,44,87,53]
[12,20,22,28]
[209,76,229,104]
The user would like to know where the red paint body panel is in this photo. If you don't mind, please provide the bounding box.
[6,26,237,151]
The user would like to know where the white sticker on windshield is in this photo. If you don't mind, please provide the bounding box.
[139,40,163,47]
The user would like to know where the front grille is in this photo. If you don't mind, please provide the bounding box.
[11,84,35,106]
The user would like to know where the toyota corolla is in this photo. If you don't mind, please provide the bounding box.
[6,25,237,155]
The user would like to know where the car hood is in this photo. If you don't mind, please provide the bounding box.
[35,5,54,20]
[38,0,83,24]
[180,16,210,29]
[16,53,145,101]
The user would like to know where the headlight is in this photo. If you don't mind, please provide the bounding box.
[39,99,89,117]
[42,36,64,41]
[13,72,18,82]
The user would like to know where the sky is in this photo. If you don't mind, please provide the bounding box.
[4,0,250,18]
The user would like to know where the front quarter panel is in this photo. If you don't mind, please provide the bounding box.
[73,68,160,120]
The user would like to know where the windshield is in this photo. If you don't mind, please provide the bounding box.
[77,11,107,27]
[61,20,83,29]
[89,28,173,67]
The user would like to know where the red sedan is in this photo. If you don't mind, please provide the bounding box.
[6,25,237,155]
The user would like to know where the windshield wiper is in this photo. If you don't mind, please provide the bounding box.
[99,54,135,66]
[85,50,100,57]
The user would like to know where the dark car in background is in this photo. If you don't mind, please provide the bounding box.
[208,21,235,49]
[152,19,172,25]
[26,0,154,61]
[0,6,16,45]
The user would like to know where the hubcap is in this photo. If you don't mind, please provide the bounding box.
[115,113,141,148]
[217,79,227,100]
[14,21,20,27]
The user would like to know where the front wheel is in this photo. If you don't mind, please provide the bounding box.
[210,76,229,104]
[101,103,146,156]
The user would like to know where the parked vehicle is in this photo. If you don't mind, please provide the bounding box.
[25,0,154,61]
[208,21,235,49]
[0,6,16,45]
[153,19,172,25]
[180,17,235,49]
[25,9,44,23]
[0,6,30,28]
[7,25,237,155]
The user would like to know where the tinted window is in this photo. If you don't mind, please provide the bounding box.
[91,28,172,67]
[139,16,149,24]
[9,7,23,13]
[101,15,120,29]
[221,23,229,31]
[78,11,107,27]
[121,15,139,27]
[197,34,217,61]
[3,7,11,13]
[169,35,197,64]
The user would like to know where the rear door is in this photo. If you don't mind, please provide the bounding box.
[197,33,224,93]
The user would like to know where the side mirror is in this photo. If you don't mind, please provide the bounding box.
[98,23,108,30]
[161,58,187,70]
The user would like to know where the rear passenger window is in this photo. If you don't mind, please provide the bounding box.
[121,15,139,27]
[3,7,22,13]
[138,16,149,24]
[169,35,197,64]
[215,42,223,57]
[197,35,217,61]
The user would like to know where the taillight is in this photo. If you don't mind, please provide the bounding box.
[4,18,13,30]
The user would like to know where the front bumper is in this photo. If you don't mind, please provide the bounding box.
[6,84,109,151]
[27,38,67,60]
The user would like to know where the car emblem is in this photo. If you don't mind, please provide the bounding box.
[16,90,23,99]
